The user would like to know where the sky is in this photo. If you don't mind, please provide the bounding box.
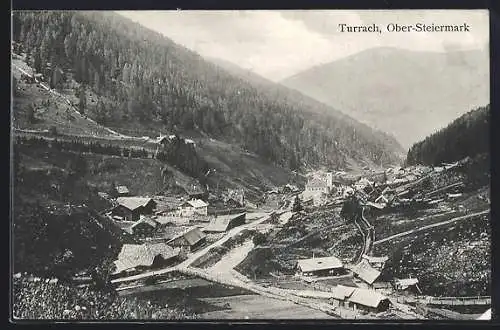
[118,10,489,81]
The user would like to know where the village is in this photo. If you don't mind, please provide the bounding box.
[34,150,486,320]
[8,13,492,320]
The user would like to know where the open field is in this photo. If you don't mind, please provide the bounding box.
[198,294,336,319]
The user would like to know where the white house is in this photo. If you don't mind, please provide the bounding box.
[179,199,208,216]
[305,172,334,194]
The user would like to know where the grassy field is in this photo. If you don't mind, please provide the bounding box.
[198,138,301,201]
[198,294,336,319]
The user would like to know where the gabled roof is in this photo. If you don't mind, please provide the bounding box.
[116,197,155,211]
[203,213,246,232]
[395,278,419,287]
[167,227,206,246]
[330,285,356,300]
[348,288,389,308]
[296,256,343,273]
[352,259,381,284]
[183,199,208,208]
[113,243,180,274]
[130,217,158,230]
[362,255,389,264]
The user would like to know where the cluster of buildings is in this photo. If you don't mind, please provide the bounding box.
[292,252,422,314]
[104,184,250,278]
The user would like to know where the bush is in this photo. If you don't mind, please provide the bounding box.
[252,232,267,246]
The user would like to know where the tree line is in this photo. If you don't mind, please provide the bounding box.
[15,135,208,179]
[12,11,402,170]
[406,105,489,166]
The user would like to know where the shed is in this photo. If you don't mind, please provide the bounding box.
[295,256,345,277]
[347,288,391,313]
[203,213,246,233]
[361,254,388,270]
[352,259,381,285]
[129,217,158,236]
[329,285,356,307]
[393,278,422,294]
[113,197,157,221]
[167,227,206,252]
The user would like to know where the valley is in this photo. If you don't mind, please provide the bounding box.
[10,10,491,322]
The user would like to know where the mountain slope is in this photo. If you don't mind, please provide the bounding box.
[12,11,402,170]
[406,105,489,166]
[207,56,404,161]
[281,47,489,149]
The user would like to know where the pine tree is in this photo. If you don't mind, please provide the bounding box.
[79,85,87,114]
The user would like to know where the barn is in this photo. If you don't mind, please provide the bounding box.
[167,227,207,252]
[113,197,157,221]
[128,217,158,237]
[295,256,345,277]
[112,243,181,277]
[352,259,381,285]
[203,213,246,233]
[346,288,391,313]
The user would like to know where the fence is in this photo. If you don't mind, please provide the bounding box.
[416,295,491,306]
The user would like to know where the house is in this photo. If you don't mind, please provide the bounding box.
[115,185,130,196]
[113,197,157,221]
[393,278,422,295]
[361,255,388,270]
[352,259,381,285]
[167,227,206,252]
[346,288,391,313]
[305,177,330,194]
[329,285,356,307]
[128,217,158,236]
[112,243,181,277]
[203,213,246,233]
[295,256,345,277]
[180,199,209,216]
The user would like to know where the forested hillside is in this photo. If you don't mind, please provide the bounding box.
[12,11,402,170]
[406,105,489,166]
